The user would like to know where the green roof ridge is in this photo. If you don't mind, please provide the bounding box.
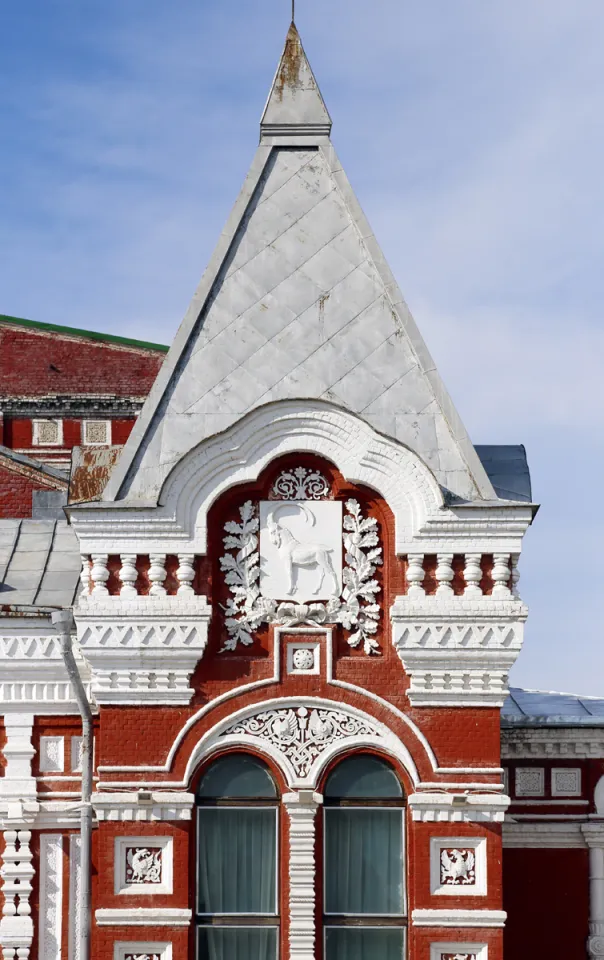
[0,313,170,353]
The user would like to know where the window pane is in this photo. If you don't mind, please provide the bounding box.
[324,756,402,799]
[198,808,277,914]
[198,926,277,960]
[198,754,277,799]
[325,809,403,915]
[325,927,404,960]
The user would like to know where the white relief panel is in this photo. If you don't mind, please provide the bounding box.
[69,836,82,960]
[71,737,84,773]
[430,945,487,960]
[287,642,320,675]
[114,944,172,960]
[271,467,330,500]
[515,767,545,797]
[259,500,342,601]
[114,837,173,896]
[430,837,487,896]
[551,767,582,797]
[39,736,65,773]
[39,834,63,960]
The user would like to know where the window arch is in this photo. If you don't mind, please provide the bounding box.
[323,754,406,960]
[197,753,280,959]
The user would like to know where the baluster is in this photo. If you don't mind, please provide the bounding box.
[511,554,520,598]
[79,555,91,595]
[90,555,109,597]
[464,553,483,598]
[407,554,425,598]
[119,554,138,598]
[177,555,195,596]
[15,831,33,917]
[492,553,512,598]
[148,555,167,597]
[435,554,454,597]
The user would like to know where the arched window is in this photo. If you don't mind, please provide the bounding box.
[197,753,279,959]
[323,754,406,959]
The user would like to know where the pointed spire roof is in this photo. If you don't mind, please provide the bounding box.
[260,23,332,141]
[103,26,496,504]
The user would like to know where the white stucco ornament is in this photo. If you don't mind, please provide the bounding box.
[219,495,382,654]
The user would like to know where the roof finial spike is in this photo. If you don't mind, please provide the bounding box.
[291,0,295,23]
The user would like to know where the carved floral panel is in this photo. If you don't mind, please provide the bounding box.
[271,467,331,500]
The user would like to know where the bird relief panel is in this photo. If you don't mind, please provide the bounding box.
[219,467,383,655]
[259,500,343,601]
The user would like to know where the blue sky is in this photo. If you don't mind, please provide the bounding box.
[1,1,603,694]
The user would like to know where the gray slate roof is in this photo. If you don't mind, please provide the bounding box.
[502,687,604,726]
[475,445,532,503]
[0,519,80,609]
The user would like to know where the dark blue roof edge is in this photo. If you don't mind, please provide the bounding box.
[475,444,532,502]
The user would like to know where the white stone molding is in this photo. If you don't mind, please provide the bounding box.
[430,943,487,960]
[430,837,487,896]
[463,555,483,599]
[90,554,109,596]
[119,555,138,598]
[148,555,167,597]
[435,555,454,597]
[0,830,34,960]
[74,597,211,705]
[68,836,82,960]
[502,727,604,758]
[284,791,322,960]
[38,835,63,960]
[93,793,194,822]
[551,767,582,797]
[176,555,195,595]
[192,696,417,790]
[502,822,587,848]
[582,825,604,959]
[412,909,506,928]
[391,598,527,707]
[95,909,191,926]
[220,497,382,654]
[409,794,508,824]
[514,767,544,797]
[0,716,36,804]
[114,943,172,960]
[114,837,173,896]
[272,467,330,500]
[39,738,65,774]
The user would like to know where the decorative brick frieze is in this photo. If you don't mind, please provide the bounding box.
[93,793,194,822]
[74,597,211,705]
[501,727,604,758]
[409,794,508,824]
[391,597,527,707]
[0,629,92,716]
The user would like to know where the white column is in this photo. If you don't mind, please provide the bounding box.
[582,825,604,959]
[0,715,36,802]
[284,791,322,960]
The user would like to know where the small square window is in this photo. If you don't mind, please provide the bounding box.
[33,419,63,446]
[82,420,111,445]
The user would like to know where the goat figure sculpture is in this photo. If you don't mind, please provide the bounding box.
[266,503,338,597]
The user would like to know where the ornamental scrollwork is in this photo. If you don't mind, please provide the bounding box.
[271,467,330,500]
[219,499,382,654]
[225,705,381,778]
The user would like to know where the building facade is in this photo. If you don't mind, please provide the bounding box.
[1,23,602,960]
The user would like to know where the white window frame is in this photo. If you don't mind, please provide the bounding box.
[324,925,407,957]
[429,837,487,897]
[32,419,63,446]
[82,419,112,446]
[114,836,173,896]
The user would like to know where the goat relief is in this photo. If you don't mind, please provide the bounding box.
[260,501,342,601]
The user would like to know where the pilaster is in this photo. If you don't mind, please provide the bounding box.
[283,790,323,960]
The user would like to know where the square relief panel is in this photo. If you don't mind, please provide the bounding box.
[515,767,545,797]
[114,836,173,895]
[430,944,487,960]
[259,500,342,601]
[552,767,582,797]
[430,837,487,896]
[287,640,320,675]
[114,943,172,960]
[39,736,65,773]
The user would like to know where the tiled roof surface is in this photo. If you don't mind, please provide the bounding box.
[0,519,80,609]
[502,686,604,726]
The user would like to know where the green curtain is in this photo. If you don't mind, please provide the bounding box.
[198,808,277,914]
[198,927,277,960]
[324,809,403,915]
[325,927,404,960]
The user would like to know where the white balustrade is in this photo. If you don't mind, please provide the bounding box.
[435,554,454,597]
[407,554,425,598]
[119,554,138,598]
[492,553,512,598]
[148,554,167,597]
[177,555,196,595]
[464,554,483,598]
[90,554,109,597]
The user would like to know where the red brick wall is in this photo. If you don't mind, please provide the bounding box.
[0,460,65,518]
[503,848,589,958]
[0,323,165,397]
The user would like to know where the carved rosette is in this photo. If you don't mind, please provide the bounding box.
[225,706,382,779]
[219,497,382,654]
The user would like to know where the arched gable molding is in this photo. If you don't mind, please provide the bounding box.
[183,696,420,790]
[159,399,445,552]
